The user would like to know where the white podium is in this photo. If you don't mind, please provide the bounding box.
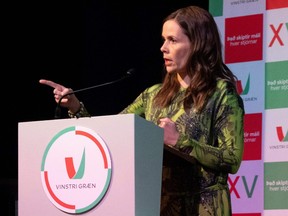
[18,114,164,216]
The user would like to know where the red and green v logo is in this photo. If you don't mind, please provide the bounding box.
[236,74,250,95]
[65,149,86,179]
[276,126,288,142]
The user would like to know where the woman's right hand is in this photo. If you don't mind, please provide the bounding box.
[158,117,179,146]
[39,79,81,114]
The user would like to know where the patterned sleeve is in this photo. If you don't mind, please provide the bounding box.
[191,87,244,174]
[178,83,245,174]
[68,102,91,118]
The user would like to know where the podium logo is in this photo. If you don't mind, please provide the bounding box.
[41,126,112,214]
[65,149,85,179]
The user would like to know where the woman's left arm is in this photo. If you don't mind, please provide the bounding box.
[190,91,245,174]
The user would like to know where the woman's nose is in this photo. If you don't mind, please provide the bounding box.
[160,42,168,53]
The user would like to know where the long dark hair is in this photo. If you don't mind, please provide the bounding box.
[154,6,237,111]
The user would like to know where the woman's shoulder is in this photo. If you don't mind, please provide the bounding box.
[215,79,242,100]
[144,83,162,93]
[215,79,244,109]
[216,79,237,92]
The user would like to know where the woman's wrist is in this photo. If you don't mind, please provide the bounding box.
[68,102,91,118]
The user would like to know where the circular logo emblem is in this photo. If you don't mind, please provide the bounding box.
[41,126,112,214]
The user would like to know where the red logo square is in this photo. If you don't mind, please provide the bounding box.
[225,14,263,63]
[243,113,262,160]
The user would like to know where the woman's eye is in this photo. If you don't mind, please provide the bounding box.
[169,38,176,43]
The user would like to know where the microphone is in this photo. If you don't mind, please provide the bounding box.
[54,68,135,119]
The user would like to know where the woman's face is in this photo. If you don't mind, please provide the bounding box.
[160,19,191,76]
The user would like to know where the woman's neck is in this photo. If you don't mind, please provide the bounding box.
[177,73,190,88]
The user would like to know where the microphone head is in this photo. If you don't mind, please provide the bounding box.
[126,68,135,77]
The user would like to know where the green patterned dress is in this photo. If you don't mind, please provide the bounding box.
[120,79,245,216]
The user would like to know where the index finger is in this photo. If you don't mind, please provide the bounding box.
[39,79,63,90]
[158,117,172,123]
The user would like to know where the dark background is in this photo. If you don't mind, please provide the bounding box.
[2,0,208,215]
